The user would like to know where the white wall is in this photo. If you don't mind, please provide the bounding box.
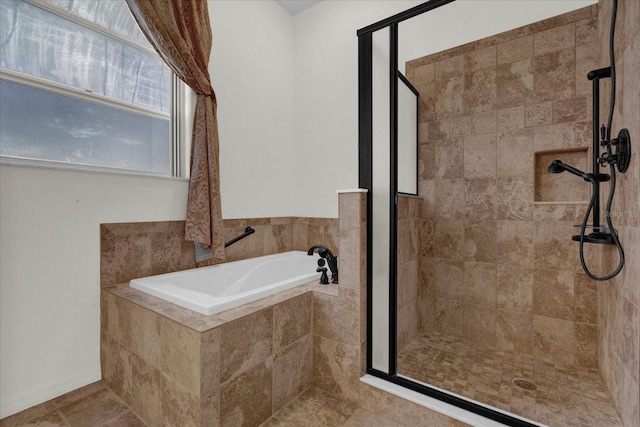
[0,0,597,418]
[291,0,597,217]
[0,0,294,417]
[291,1,423,218]
[209,0,295,219]
[0,167,189,417]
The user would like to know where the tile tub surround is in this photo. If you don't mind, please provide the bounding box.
[100,217,339,288]
[99,191,472,426]
[101,284,315,427]
[405,4,603,368]
[100,216,336,426]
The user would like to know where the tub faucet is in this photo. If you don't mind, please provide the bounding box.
[307,244,338,284]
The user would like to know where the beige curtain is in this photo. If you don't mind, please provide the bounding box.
[126,0,224,262]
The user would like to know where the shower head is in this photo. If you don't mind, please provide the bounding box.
[547,159,568,174]
[547,159,593,181]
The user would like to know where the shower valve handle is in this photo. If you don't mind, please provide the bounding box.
[600,124,607,144]
[599,152,619,165]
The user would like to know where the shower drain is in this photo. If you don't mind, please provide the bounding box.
[512,378,537,390]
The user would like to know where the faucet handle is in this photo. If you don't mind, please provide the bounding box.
[316,259,329,284]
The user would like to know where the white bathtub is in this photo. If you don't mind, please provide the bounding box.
[130,251,322,315]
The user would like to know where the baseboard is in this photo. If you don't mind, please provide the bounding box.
[0,369,101,419]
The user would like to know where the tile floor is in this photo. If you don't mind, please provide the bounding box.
[4,330,623,427]
[398,330,623,427]
[0,381,144,427]
[0,382,399,427]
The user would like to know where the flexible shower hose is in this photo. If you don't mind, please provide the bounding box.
[579,0,625,281]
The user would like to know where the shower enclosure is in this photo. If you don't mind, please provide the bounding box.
[359,1,627,426]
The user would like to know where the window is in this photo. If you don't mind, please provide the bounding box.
[0,0,192,177]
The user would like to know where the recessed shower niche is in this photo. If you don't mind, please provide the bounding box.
[534,148,590,203]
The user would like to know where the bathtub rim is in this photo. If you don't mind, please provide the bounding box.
[103,278,336,334]
[128,250,323,316]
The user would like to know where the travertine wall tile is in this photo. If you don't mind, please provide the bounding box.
[413,62,435,83]
[574,273,598,324]
[525,102,553,127]
[464,220,497,263]
[533,220,574,270]
[496,128,533,177]
[472,111,497,135]
[533,315,576,365]
[447,116,469,138]
[418,140,437,180]
[101,217,339,286]
[339,228,365,289]
[463,133,497,178]
[161,373,200,427]
[436,298,463,337]
[464,68,496,114]
[312,335,360,402]
[219,309,273,383]
[463,303,496,345]
[434,220,464,260]
[531,48,576,103]
[200,328,220,427]
[160,317,201,395]
[575,322,598,369]
[555,96,589,123]
[497,105,525,130]
[273,336,312,412]
[496,176,533,220]
[496,59,533,108]
[463,262,497,307]
[397,259,419,310]
[465,45,496,73]
[464,178,497,221]
[406,5,604,369]
[436,54,464,80]
[576,42,601,96]
[220,361,273,427]
[496,220,535,267]
[534,22,575,56]
[129,303,161,369]
[313,287,360,346]
[533,268,575,320]
[130,352,162,426]
[497,265,533,313]
[434,259,464,301]
[435,138,463,179]
[274,293,312,351]
[398,302,419,351]
[497,36,533,65]
[105,291,132,350]
[496,309,533,353]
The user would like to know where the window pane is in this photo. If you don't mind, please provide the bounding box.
[0,0,170,112]
[0,79,170,174]
[41,0,152,48]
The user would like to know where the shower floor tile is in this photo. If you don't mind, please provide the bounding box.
[398,330,622,427]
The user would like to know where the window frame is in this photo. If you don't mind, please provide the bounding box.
[0,0,193,179]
